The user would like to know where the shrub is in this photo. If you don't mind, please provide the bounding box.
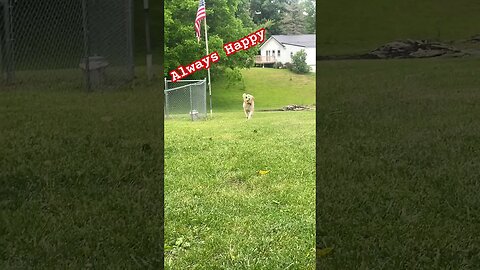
[225,68,243,82]
[290,50,311,74]
[224,68,244,87]
[273,62,284,69]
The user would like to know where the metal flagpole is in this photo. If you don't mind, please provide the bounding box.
[203,18,213,117]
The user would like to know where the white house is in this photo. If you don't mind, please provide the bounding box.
[256,34,316,72]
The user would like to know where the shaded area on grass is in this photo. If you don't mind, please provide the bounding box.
[317,58,480,269]
[0,80,164,268]
[317,0,480,55]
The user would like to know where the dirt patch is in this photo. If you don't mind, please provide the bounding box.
[470,34,480,43]
[367,39,464,59]
[259,104,315,112]
[318,39,475,60]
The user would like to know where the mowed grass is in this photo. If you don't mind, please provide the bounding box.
[0,77,164,268]
[317,0,480,55]
[212,68,316,111]
[164,111,316,269]
[317,58,480,268]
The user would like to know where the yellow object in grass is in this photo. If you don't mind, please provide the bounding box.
[258,170,270,175]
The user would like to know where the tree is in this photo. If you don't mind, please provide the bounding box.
[250,0,314,35]
[278,1,307,34]
[289,50,310,73]
[164,0,258,80]
[300,0,316,34]
[250,0,288,34]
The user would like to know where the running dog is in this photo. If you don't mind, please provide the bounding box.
[242,93,255,120]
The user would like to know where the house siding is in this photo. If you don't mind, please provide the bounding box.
[260,37,315,65]
[259,38,285,62]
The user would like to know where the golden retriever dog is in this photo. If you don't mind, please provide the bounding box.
[242,93,255,120]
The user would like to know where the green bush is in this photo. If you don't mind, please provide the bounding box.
[290,50,311,74]
[225,68,243,82]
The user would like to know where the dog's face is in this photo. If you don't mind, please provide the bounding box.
[243,93,254,104]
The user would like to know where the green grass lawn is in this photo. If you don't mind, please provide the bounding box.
[317,0,480,55]
[212,68,316,111]
[0,76,164,268]
[1,64,315,268]
[165,111,316,269]
[316,57,480,268]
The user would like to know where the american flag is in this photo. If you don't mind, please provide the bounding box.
[195,0,206,42]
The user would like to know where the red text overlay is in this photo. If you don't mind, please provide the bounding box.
[223,28,265,56]
[169,28,265,82]
[170,51,220,82]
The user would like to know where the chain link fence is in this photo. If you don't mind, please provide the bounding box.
[0,0,133,90]
[164,79,207,121]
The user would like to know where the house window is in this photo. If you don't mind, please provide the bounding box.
[272,50,275,56]
[266,51,270,56]
[278,50,280,57]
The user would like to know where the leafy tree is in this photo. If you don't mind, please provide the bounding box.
[278,1,307,34]
[250,0,314,35]
[300,0,315,34]
[164,0,316,80]
[164,0,258,80]
[250,0,287,34]
[289,50,310,73]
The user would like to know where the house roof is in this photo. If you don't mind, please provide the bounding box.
[270,34,316,48]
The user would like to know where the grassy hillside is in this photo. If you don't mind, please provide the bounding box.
[317,0,480,55]
[316,58,480,268]
[211,68,316,111]
[165,111,315,269]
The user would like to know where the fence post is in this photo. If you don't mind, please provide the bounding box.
[165,92,169,118]
[81,0,91,91]
[164,78,169,118]
[126,0,134,81]
[0,1,5,83]
[0,27,2,82]
[143,0,152,80]
[205,78,210,118]
[3,0,14,84]
[189,85,193,121]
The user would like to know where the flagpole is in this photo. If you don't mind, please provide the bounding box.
[203,18,213,117]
